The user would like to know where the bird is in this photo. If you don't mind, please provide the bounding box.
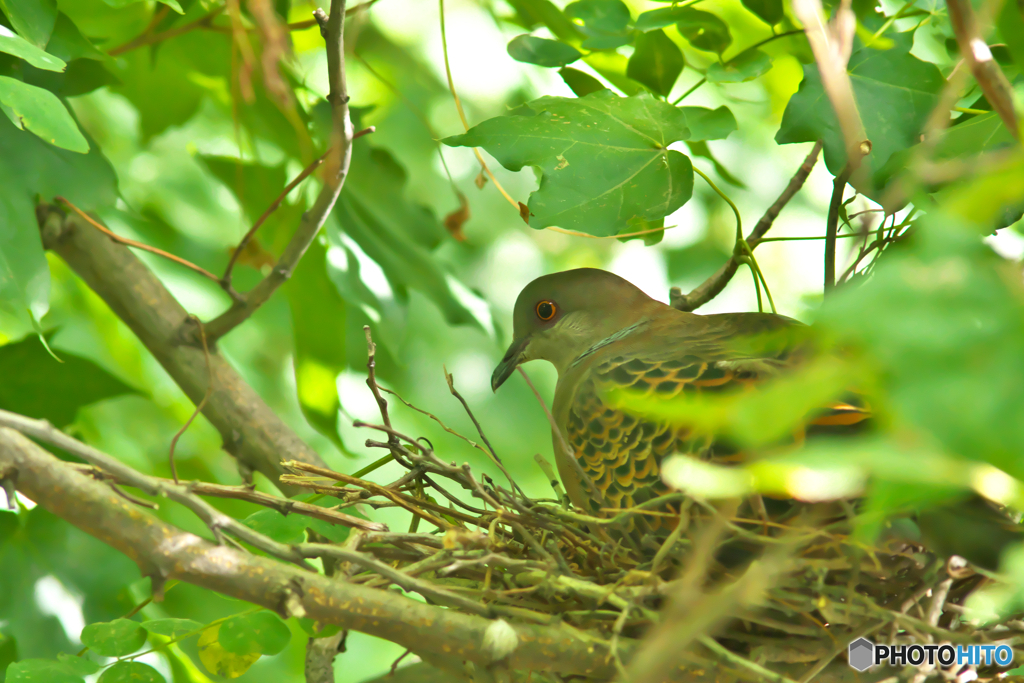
[490,268,866,524]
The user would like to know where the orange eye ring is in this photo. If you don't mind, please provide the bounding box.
[536,300,556,321]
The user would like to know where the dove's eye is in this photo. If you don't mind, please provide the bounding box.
[536,301,556,321]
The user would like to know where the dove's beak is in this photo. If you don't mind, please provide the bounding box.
[491,336,530,392]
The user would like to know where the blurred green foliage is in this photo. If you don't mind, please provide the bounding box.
[0,0,1023,679]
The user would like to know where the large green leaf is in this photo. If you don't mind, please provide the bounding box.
[0,0,57,47]
[706,49,772,83]
[80,619,147,658]
[564,0,630,33]
[507,35,582,67]
[0,111,115,330]
[635,6,698,31]
[679,105,737,141]
[776,31,944,193]
[741,0,783,26]
[286,238,347,451]
[0,333,141,427]
[443,90,694,236]
[0,76,88,152]
[218,612,290,656]
[558,66,607,96]
[627,29,684,96]
[0,29,66,71]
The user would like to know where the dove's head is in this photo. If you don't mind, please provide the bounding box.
[491,268,655,391]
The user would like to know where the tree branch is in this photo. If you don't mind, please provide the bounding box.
[203,0,354,342]
[671,141,823,312]
[824,162,855,292]
[36,205,327,493]
[946,0,1019,140]
[0,427,627,678]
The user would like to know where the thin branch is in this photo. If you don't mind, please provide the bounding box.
[108,7,225,56]
[221,149,332,295]
[56,197,221,284]
[169,317,212,483]
[0,410,314,570]
[671,140,823,311]
[946,0,1019,140]
[824,162,855,292]
[35,205,329,491]
[204,0,354,342]
[73,464,386,532]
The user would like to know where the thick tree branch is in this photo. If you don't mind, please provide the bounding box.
[0,409,315,568]
[204,0,355,342]
[36,206,327,493]
[671,141,823,312]
[946,0,1019,140]
[0,428,626,678]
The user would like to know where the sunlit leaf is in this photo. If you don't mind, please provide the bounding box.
[0,28,66,71]
[565,0,631,33]
[80,619,147,657]
[140,618,204,638]
[507,35,582,67]
[218,612,291,656]
[0,76,88,152]
[635,6,696,31]
[198,625,259,678]
[6,658,84,683]
[443,90,694,236]
[0,0,57,47]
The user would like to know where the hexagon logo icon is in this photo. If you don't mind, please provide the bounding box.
[848,637,874,672]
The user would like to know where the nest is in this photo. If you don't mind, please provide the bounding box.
[276,332,1022,682]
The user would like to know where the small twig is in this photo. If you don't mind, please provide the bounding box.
[203,0,354,342]
[221,149,332,294]
[56,197,221,284]
[389,650,412,676]
[109,482,159,509]
[444,367,527,500]
[169,318,212,483]
[671,141,822,311]
[108,7,225,56]
[824,162,856,293]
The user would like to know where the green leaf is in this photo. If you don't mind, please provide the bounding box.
[0,333,141,427]
[98,662,165,683]
[997,0,1024,69]
[627,29,684,96]
[242,509,307,545]
[0,106,115,330]
[296,618,343,639]
[55,653,100,676]
[6,659,84,683]
[507,35,582,67]
[674,9,731,54]
[218,612,291,656]
[0,29,66,71]
[565,0,630,33]
[0,634,18,677]
[443,90,694,236]
[707,49,772,83]
[287,239,347,450]
[0,510,18,544]
[0,76,88,152]
[0,0,57,47]
[80,619,148,657]
[741,0,783,26]
[635,6,695,31]
[44,14,107,63]
[580,34,632,49]
[557,66,606,96]
[679,105,737,141]
[198,625,259,678]
[140,618,204,638]
[776,33,944,194]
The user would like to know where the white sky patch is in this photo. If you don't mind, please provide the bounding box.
[34,576,85,645]
[608,241,670,304]
[482,233,546,312]
[446,274,495,339]
[447,350,493,402]
[326,244,381,323]
[16,492,36,509]
[971,464,1021,506]
[985,229,1024,261]
[338,370,388,421]
[338,233,394,302]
